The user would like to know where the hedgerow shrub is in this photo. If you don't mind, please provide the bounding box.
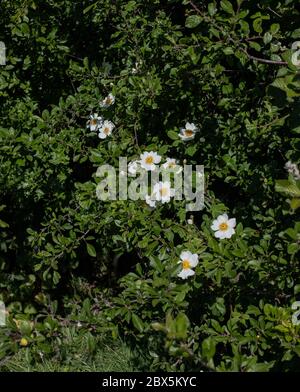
[0,0,300,371]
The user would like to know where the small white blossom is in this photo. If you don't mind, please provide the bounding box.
[179,122,198,141]
[162,158,183,173]
[98,120,115,139]
[140,151,161,171]
[292,301,300,326]
[87,113,103,132]
[177,251,199,279]
[153,181,175,204]
[100,93,115,108]
[131,60,142,74]
[145,195,156,208]
[285,161,300,180]
[211,214,236,239]
[187,216,194,225]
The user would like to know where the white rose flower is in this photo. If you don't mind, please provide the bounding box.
[178,122,198,141]
[140,151,161,171]
[211,213,236,239]
[100,93,115,108]
[152,181,175,204]
[87,113,103,132]
[98,120,115,139]
[162,158,183,173]
[177,251,199,279]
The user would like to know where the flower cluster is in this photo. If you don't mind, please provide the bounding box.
[177,213,236,280]
[127,151,182,208]
[86,94,115,139]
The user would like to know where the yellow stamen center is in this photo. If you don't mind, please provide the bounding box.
[160,187,168,197]
[104,127,110,135]
[91,119,97,126]
[219,222,228,231]
[184,130,194,137]
[106,97,112,104]
[145,156,154,165]
[182,260,191,270]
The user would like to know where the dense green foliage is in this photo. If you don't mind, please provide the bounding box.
[0,0,300,371]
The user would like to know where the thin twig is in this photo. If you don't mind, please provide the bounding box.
[190,0,202,15]
[267,7,282,18]
[240,48,288,65]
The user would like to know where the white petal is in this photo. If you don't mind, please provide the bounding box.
[189,254,199,267]
[180,251,193,261]
[223,227,235,238]
[153,182,161,194]
[178,269,195,279]
[145,195,156,207]
[214,230,226,239]
[211,220,220,231]
[98,132,107,139]
[153,153,161,163]
[228,218,236,228]
[140,152,148,160]
[186,122,197,131]
[179,134,195,141]
[141,162,155,171]
[217,214,228,224]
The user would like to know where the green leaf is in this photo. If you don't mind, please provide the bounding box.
[220,0,234,14]
[175,313,190,339]
[167,130,179,140]
[185,15,202,29]
[83,2,97,14]
[86,243,97,257]
[270,23,280,34]
[132,313,144,332]
[223,47,234,55]
[208,3,217,16]
[253,18,263,33]
[0,219,9,228]
[263,32,272,45]
[294,285,300,295]
[290,198,300,210]
[151,322,165,332]
[202,337,216,360]
[275,180,300,198]
[186,145,197,156]
[53,271,61,285]
[175,291,186,303]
